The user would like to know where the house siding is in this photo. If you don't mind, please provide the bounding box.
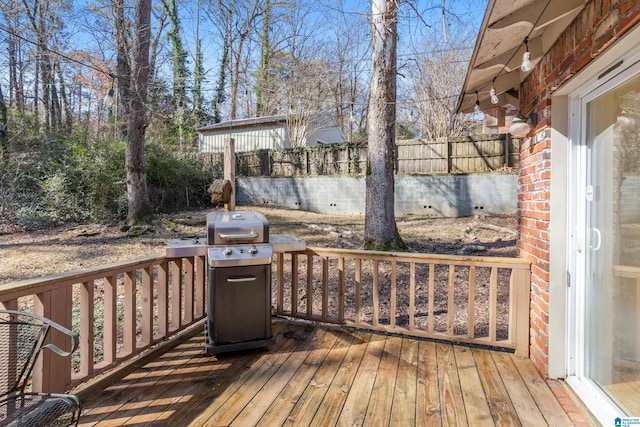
[518,0,640,376]
[199,124,289,153]
[198,114,344,153]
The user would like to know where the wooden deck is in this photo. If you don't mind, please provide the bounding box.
[78,319,575,427]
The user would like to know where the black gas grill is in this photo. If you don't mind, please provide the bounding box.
[204,211,275,354]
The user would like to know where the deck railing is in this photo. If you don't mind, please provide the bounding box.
[274,248,531,357]
[0,254,206,394]
[0,247,531,395]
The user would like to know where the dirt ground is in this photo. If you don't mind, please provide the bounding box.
[0,206,517,285]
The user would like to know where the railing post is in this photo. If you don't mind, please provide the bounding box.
[34,287,73,393]
[512,269,531,358]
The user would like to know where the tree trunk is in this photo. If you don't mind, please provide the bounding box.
[0,84,8,159]
[113,0,131,137]
[364,0,405,251]
[125,0,152,225]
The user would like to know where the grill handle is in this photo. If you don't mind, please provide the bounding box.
[226,275,257,283]
[218,231,258,240]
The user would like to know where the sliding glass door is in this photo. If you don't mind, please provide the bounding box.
[574,68,640,418]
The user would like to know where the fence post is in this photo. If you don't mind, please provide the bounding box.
[224,138,236,211]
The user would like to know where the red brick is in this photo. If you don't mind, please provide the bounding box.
[620,0,637,15]
[615,5,640,36]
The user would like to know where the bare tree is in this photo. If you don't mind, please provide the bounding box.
[365,0,405,251]
[1,0,25,113]
[204,0,265,120]
[401,31,475,139]
[322,0,370,142]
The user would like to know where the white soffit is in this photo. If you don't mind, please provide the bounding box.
[457,0,588,113]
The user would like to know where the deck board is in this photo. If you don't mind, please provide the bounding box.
[78,319,585,426]
[454,346,494,426]
[437,342,468,426]
[363,335,402,426]
[389,338,418,426]
[308,330,371,426]
[265,330,351,426]
[335,333,385,426]
[416,340,442,425]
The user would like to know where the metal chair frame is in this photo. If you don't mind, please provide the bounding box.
[0,309,81,426]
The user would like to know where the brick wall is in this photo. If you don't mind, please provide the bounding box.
[518,0,640,376]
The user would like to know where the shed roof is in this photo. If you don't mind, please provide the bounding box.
[456,0,587,114]
[198,114,287,133]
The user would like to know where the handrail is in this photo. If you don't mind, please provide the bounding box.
[0,247,533,395]
[0,254,207,393]
[273,247,531,357]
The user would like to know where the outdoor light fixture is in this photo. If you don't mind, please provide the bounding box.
[521,37,532,72]
[490,80,499,105]
[509,112,531,138]
[474,91,481,112]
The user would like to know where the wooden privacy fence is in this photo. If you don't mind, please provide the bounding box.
[200,135,519,177]
[274,247,531,357]
[0,254,206,393]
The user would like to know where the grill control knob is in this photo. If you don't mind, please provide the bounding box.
[223,247,233,256]
[249,246,258,255]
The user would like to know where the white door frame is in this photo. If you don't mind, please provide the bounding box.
[564,42,640,425]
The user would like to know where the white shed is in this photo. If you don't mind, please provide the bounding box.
[198,113,344,153]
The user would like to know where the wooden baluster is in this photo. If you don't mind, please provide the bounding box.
[355,259,362,325]
[390,261,397,328]
[292,253,298,316]
[447,265,455,336]
[171,259,182,331]
[409,263,415,331]
[373,260,380,327]
[195,256,206,318]
[306,253,313,318]
[157,262,169,339]
[322,257,329,321]
[103,275,117,365]
[80,280,95,377]
[123,271,136,356]
[141,267,153,348]
[277,253,284,315]
[428,264,435,333]
[468,265,476,339]
[184,257,194,324]
[338,257,345,323]
[489,267,498,342]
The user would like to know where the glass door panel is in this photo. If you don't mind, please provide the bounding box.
[586,72,640,416]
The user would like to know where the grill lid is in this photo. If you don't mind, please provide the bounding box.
[207,211,269,245]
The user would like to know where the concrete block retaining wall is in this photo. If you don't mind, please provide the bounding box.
[236,174,518,217]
